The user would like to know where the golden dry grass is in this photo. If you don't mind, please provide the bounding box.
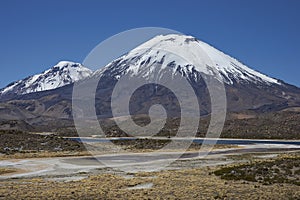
[0,166,299,199]
[0,151,91,160]
[0,168,17,175]
[1,148,299,199]
[0,144,239,160]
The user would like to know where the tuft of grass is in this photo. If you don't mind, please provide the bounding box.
[0,168,17,175]
[214,154,300,186]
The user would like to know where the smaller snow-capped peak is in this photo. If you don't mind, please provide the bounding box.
[102,34,280,85]
[0,61,93,96]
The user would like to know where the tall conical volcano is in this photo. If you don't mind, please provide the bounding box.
[91,34,299,115]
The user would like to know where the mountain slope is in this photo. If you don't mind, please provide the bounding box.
[0,61,92,97]
[90,34,300,116]
[0,34,300,137]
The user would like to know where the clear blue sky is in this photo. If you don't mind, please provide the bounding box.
[0,0,299,88]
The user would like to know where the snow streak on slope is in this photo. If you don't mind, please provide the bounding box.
[0,61,93,95]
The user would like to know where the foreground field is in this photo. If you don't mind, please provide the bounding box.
[0,150,300,199]
[0,159,299,199]
[1,130,300,199]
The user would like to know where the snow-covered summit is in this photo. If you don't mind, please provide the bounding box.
[96,34,280,85]
[0,34,281,98]
[0,61,93,96]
